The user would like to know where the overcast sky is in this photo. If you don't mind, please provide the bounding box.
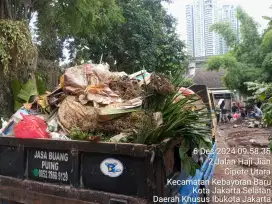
[164,0,272,41]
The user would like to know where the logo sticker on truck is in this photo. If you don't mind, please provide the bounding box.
[100,158,124,177]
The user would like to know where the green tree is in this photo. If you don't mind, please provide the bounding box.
[235,7,261,65]
[0,0,38,116]
[206,55,262,95]
[207,7,266,95]
[32,0,186,74]
[210,22,237,47]
[0,0,124,116]
[33,0,123,61]
[0,0,187,116]
[69,0,186,74]
[259,6,272,82]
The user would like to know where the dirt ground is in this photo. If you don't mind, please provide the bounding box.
[208,121,272,204]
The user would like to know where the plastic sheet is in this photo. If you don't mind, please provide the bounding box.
[14,113,50,139]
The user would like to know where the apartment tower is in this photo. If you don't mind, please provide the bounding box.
[186,0,240,57]
[218,5,240,54]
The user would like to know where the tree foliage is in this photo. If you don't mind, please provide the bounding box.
[246,81,272,149]
[235,7,261,64]
[206,55,262,95]
[245,82,272,126]
[207,6,271,95]
[261,29,272,54]
[0,0,38,116]
[0,0,186,116]
[1,0,186,73]
[206,55,237,71]
[224,64,262,95]
[262,52,272,81]
[32,0,123,61]
[210,22,237,47]
[31,0,186,74]
[0,20,36,77]
[34,0,123,38]
[0,1,37,74]
[209,5,272,132]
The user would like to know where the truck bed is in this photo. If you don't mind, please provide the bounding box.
[0,137,150,204]
[0,85,217,204]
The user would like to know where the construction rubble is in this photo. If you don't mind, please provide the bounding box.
[0,63,202,143]
[232,118,266,129]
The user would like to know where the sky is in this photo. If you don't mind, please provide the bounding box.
[164,0,272,42]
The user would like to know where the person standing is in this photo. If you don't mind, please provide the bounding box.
[219,99,227,123]
[231,102,239,114]
[219,99,225,110]
[254,105,263,120]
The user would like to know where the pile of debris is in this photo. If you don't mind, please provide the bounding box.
[1,63,189,143]
[233,118,266,129]
[246,119,266,128]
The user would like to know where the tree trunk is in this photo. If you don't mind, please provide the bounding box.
[4,0,12,20]
[0,0,4,19]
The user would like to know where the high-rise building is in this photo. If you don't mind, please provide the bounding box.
[218,5,240,54]
[186,5,195,56]
[192,0,205,57]
[203,0,221,56]
[186,0,240,57]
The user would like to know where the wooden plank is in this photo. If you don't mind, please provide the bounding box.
[0,137,148,157]
[0,187,96,204]
[0,176,147,204]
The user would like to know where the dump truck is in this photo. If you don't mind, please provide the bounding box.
[0,85,217,204]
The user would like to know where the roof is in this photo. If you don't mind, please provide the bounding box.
[192,69,226,88]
